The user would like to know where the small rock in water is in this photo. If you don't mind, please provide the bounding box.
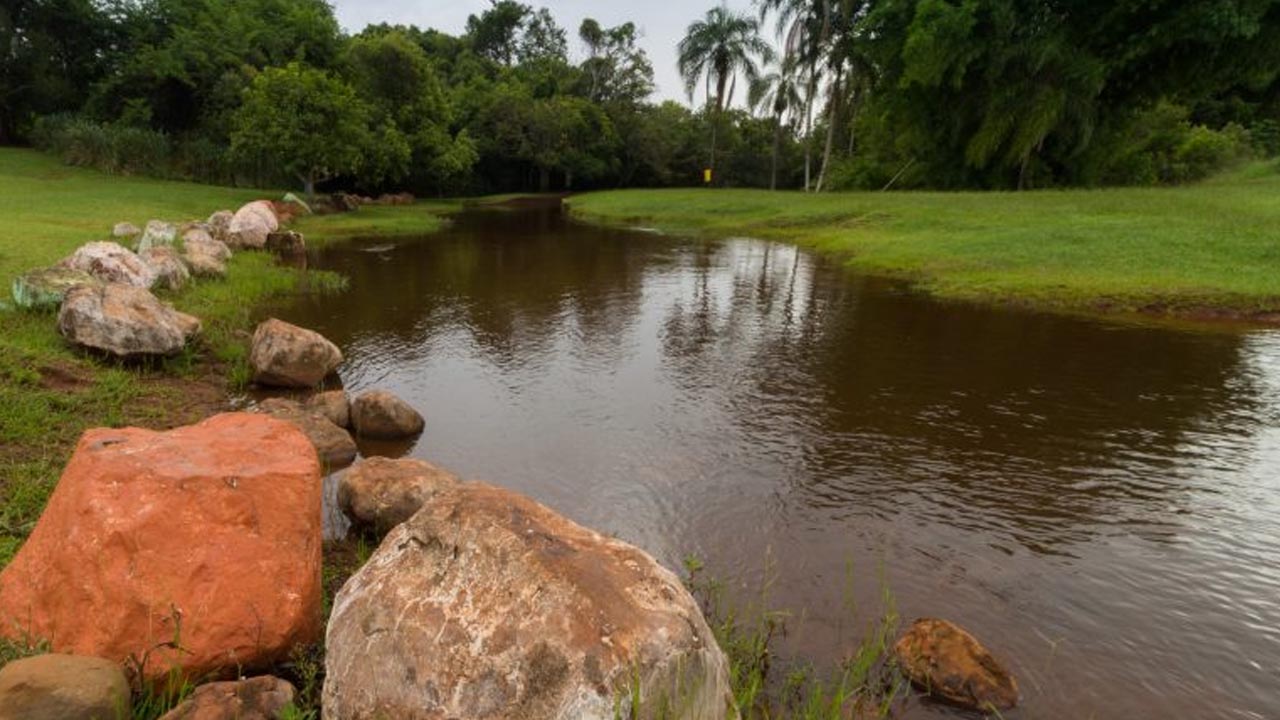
[306,389,350,428]
[350,390,424,439]
[0,653,130,720]
[57,283,199,357]
[253,397,357,469]
[265,230,305,255]
[894,618,1018,711]
[249,318,343,388]
[156,675,295,720]
[59,241,156,288]
[11,267,101,311]
[338,456,458,536]
[359,243,395,253]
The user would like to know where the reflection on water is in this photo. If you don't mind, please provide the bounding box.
[269,203,1280,720]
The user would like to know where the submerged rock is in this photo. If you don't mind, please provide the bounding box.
[894,618,1018,711]
[59,241,156,288]
[141,246,190,291]
[157,676,296,720]
[338,456,458,536]
[57,283,199,357]
[323,480,734,720]
[0,653,130,720]
[350,390,424,439]
[249,318,343,388]
[0,413,323,680]
[227,201,279,249]
[11,267,101,311]
[254,397,357,469]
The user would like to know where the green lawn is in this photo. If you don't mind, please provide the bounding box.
[0,147,453,569]
[568,161,1280,316]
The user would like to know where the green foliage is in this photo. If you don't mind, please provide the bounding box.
[231,63,389,196]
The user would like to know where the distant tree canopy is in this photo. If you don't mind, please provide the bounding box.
[6,0,1279,192]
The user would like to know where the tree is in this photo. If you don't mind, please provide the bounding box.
[677,5,773,181]
[230,63,395,197]
[750,56,804,190]
[465,0,531,66]
[579,19,654,105]
[344,30,476,194]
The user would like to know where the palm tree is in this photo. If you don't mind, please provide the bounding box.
[758,0,828,191]
[749,56,804,190]
[678,5,773,182]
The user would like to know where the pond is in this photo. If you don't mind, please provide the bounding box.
[268,201,1280,720]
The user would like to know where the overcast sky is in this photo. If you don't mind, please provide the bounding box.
[329,0,764,104]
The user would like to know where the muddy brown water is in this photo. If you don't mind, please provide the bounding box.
[265,202,1280,720]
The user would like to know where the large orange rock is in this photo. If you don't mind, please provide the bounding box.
[0,413,323,680]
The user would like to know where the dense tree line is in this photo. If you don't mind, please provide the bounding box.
[3,0,1278,193]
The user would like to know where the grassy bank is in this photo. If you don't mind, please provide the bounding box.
[568,161,1280,319]
[0,147,454,570]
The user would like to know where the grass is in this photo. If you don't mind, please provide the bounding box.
[567,160,1280,318]
[0,147,454,573]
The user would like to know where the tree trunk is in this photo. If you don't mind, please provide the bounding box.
[770,114,782,191]
[302,171,316,200]
[539,166,550,193]
[815,68,843,193]
[803,68,817,192]
[709,110,719,184]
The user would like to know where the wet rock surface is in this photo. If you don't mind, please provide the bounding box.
[894,618,1018,711]
[350,390,424,439]
[337,456,458,536]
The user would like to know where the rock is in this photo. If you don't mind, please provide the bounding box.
[893,618,1018,711]
[0,414,323,680]
[112,222,140,239]
[0,653,131,720]
[184,252,227,279]
[207,211,234,244]
[59,241,156,289]
[350,390,424,439]
[265,231,305,255]
[306,390,349,428]
[157,676,295,720]
[254,398,357,468]
[57,284,200,357]
[141,246,190,291]
[338,457,458,536]
[331,193,359,213]
[375,192,415,206]
[324,481,734,720]
[11,267,101,311]
[282,192,312,214]
[227,201,279,250]
[182,227,232,261]
[136,220,178,253]
[249,318,343,388]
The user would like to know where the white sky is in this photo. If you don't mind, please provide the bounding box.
[329,0,764,104]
